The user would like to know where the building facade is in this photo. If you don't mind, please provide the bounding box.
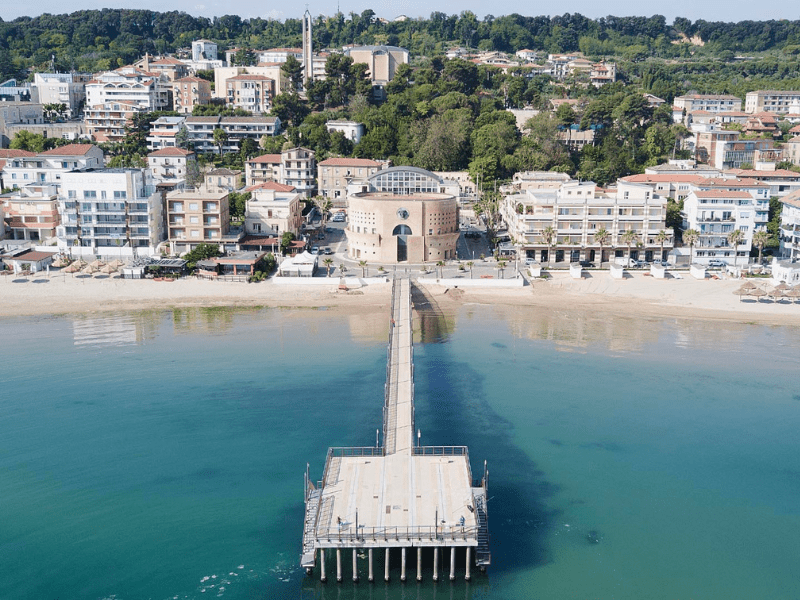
[166,189,229,249]
[344,46,409,84]
[779,190,800,261]
[501,179,673,264]
[1,144,104,188]
[745,90,800,114]
[281,147,316,196]
[31,72,89,118]
[244,185,303,236]
[682,190,755,265]
[184,116,281,154]
[57,168,164,251]
[1,183,60,241]
[172,77,211,114]
[225,74,275,114]
[673,94,742,114]
[317,157,382,201]
[147,147,196,183]
[346,167,459,263]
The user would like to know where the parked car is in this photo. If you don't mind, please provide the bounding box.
[708,259,727,267]
[323,247,333,255]
[614,257,645,268]
[311,246,320,254]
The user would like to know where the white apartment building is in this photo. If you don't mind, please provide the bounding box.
[1,144,104,189]
[695,177,770,232]
[501,178,673,264]
[31,73,90,118]
[85,68,170,112]
[146,116,187,151]
[244,185,303,236]
[325,120,365,144]
[256,48,303,64]
[280,147,316,197]
[682,190,755,265]
[84,101,140,143]
[57,169,164,251]
[745,90,800,114]
[193,39,218,62]
[778,189,800,261]
[184,116,281,154]
[147,148,196,183]
[673,94,742,115]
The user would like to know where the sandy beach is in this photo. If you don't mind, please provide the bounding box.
[1,270,799,327]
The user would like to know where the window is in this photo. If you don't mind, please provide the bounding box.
[189,203,199,210]
[191,230,200,238]
[83,190,97,199]
[113,191,126,199]
[68,190,76,198]
[101,191,107,199]
[190,216,199,224]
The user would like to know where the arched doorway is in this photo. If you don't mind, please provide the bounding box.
[392,224,412,262]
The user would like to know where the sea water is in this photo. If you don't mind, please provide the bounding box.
[1,304,798,600]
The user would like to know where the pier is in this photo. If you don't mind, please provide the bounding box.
[301,276,490,582]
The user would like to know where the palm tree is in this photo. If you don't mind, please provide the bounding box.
[436,260,445,278]
[594,228,610,266]
[655,229,669,262]
[466,260,474,279]
[727,228,745,268]
[683,229,699,264]
[358,260,368,277]
[752,230,770,266]
[323,258,333,277]
[542,226,556,263]
[337,263,347,276]
[497,260,507,279]
[620,229,638,265]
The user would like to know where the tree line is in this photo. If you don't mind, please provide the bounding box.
[4,9,800,80]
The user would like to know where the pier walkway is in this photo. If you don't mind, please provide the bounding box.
[301,276,490,583]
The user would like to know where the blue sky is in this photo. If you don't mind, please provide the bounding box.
[1,0,795,23]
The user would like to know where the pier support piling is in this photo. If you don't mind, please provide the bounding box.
[401,547,407,582]
[465,547,471,581]
[433,547,439,582]
[449,547,456,581]
[321,549,327,583]
[368,549,374,582]
[336,548,342,583]
[353,548,359,582]
[384,548,390,582]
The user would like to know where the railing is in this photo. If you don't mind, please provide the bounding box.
[316,524,480,543]
[412,446,469,456]
[328,447,385,458]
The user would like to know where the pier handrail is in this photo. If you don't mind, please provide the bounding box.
[412,445,469,456]
[328,446,385,457]
[317,524,480,544]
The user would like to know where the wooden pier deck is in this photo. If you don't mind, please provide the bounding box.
[301,276,490,582]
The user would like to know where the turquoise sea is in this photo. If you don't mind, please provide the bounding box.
[1,302,799,600]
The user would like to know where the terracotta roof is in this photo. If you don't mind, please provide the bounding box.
[780,189,800,208]
[151,57,185,65]
[693,190,753,199]
[246,181,296,192]
[148,148,195,157]
[701,177,766,188]
[241,235,280,246]
[319,157,381,167]
[174,76,208,83]
[39,144,99,156]
[248,154,281,164]
[0,149,36,158]
[722,169,800,179]
[207,168,241,176]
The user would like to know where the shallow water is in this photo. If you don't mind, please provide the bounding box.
[1,304,798,600]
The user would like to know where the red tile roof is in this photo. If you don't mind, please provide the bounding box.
[0,149,36,158]
[5,250,57,262]
[248,154,281,164]
[621,174,707,184]
[39,143,99,156]
[148,148,195,157]
[246,181,296,192]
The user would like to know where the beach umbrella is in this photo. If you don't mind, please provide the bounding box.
[740,280,757,290]
[733,286,752,301]
[52,256,70,268]
[749,288,767,302]
[100,264,117,275]
[108,259,125,269]
[784,287,800,303]
[773,282,791,291]
[81,264,98,275]
[89,259,106,269]
[64,262,82,273]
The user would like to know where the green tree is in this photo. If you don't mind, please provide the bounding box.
[655,230,670,262]
[358,260,368,277]
[620,229,638,264]
[752,229,770,265]
[542,226,556,262]
[323,257,334,277]
[683,229,699,263]
[270,92,310,128]
[281,55,305,91]
[213,128,228,155]
[280,231,295,255]
[466,260,474,279]
[727,229,745,268]
[183,242,222,269]
[594,227,610,265]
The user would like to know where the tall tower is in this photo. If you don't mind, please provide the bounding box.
[302,9,313,88]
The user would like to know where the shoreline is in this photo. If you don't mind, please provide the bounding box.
[1,271,799,328]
